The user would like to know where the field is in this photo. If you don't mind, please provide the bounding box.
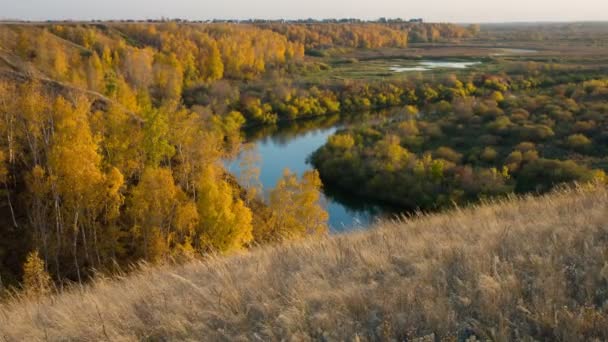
[315,49,608,81]
[1,185,607,341]
[296,22,608,84]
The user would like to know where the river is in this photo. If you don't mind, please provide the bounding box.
[226,59,490,231]
[226,112,400,232]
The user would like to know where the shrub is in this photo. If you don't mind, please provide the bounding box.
[566,134,592,150]
[434,147,462,163]
[22,251,52,298]
[480,147,498,162]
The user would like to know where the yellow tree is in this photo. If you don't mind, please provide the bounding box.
[96,167,125,265]
[122,47,154,90]
[211,110,246,157]
[112,76,140,112]
[268,169,328,240]
[0,81,17,165]
[13,82,60,272]
[0,82,19,227]
[90,105,144,178]
[196,165,253,253]
[200,38,224,82]
[0,149,17,228]
[22,250,52,298]
[127,167,198,262]
[153,52,183,103]
[142,105,175,168]
[47,96,122,280]
[85,51,104,92]
[15,30,32,58]
[168,108,223,197]
[15,81,50,167]
[127,167,180,262]
[47,36,69,80]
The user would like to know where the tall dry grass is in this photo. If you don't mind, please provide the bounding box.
[1,186,608,341]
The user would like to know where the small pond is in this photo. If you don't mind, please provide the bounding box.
[389,60,482,72]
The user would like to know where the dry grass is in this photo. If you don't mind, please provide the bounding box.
[1,186,608,341]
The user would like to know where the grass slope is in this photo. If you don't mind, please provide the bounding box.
[1,186,608,341]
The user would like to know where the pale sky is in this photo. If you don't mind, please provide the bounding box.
[1,0,606,23]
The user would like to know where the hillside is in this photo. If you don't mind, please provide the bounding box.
[1,185,607,341]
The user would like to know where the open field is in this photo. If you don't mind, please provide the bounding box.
[297,23,608,82]
[299,43,608,83]
[303,57,490,81]
[1,185,607,341]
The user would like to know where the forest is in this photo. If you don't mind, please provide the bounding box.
[0,21,475,290]
[311,74,608,210]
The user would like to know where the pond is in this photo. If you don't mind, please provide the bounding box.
[389,60,482,72]
[226,113,401,232]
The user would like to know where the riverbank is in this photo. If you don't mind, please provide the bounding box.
[229,111,405,231]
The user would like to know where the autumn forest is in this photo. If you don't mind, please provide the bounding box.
[0,21,477,288]
[1,20,607,296]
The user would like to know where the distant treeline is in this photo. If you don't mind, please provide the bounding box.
[4,17,426,24]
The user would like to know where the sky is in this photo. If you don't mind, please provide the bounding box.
[1,0,607,23]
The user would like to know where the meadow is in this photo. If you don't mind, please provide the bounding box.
[1,185,607,340]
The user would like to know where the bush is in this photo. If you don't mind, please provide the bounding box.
[566,134,592,150]
[480,147,498,162]
[434,147,462,163]
[516,159,597,193]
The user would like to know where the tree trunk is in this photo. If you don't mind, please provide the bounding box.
[93,224,102,267]
[54,196,62,279]
[3,182,18,228]
[73,211,81,284]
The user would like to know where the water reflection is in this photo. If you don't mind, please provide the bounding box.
[389,60,482,72]
[229,111,401,232]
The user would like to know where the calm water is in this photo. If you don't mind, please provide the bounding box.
[226,113,397,232]
[389,60,482,72]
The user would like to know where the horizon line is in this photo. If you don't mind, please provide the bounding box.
[1,18,607,25]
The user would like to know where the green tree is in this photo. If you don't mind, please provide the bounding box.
[142,107,175,167]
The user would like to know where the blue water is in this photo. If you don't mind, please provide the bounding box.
[227,115,393,232]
